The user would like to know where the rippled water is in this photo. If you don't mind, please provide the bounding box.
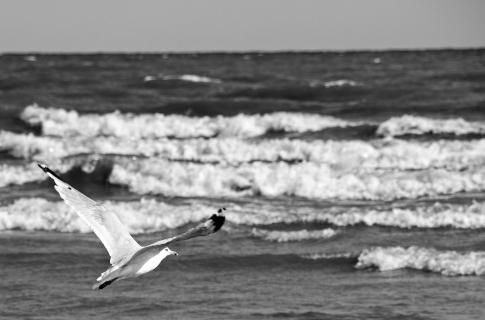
[1,50,485,319]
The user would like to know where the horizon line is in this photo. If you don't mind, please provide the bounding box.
[2,46,485,55]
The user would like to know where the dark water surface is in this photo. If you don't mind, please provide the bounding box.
[0,50,485,319]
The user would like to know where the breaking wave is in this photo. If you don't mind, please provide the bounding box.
[110,159,485,200]
[0,163,46,187]
[251,228,337,242]
[0,198,216,233]
[315,202,485,229]
[355,246,485,276]
[2,130,484,171]
[0,159,95,188]
[217,200,485,229]
[235,201,485,229]
[21,106,485,140]
[1,157,484,201]
[21,105,359,139]
[377,115,485,137]
[2,197,485,235]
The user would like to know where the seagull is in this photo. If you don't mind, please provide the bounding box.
[37,163,226,290]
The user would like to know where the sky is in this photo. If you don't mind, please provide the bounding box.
[0,0,484,52]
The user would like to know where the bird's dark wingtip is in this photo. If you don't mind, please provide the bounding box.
[92,277,118,290]
[37,163,62,180]
[210,208,226,232]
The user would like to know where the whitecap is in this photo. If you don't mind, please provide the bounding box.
[109,159,485,200]
[0,198,216,234]
[377,115,485,137]
[3,131,484,172]
[1,156,484,201]
[356,246,485,276]
[160,74,221,83]
[24,55,37,62]
[143,75,156,82]
[2,197,485,234]
[20,105,361,139]
[316,202,485,229]
[302,252,356,260]
[0,163,46,187]
[323,79,360,87]
[251,228,337,242]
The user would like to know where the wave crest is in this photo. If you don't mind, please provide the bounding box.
[0,198,215,233]
[1,157,484,201]
[356,246,485,276]
[21,105,358,139]
[0,163,47,187]
[159,74,222,83]
[377,115,485,137]
[2,198,485,234]
[251,228,337,242]
[110,159,485,200]
[319,202,485,229]
[3,131,485,171]
[310,79,360,88]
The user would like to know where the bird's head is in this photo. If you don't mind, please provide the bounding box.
[162,247,178,257]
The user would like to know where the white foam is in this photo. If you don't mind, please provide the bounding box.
[377,115,485,137]
[302,252,356,260]
[0,197,323,233]
[251,228,337,242]
[110,159,485,200]
[0,131,87,161]
[317,202,485,229]
[24,55,37,62]
[223,201,485,229]
[143,74,221,83]
[0,198,216,234]
[2,197,485,234]
[309,79,360,88]
[0,155,483,201]
[356,246,485,276]
[0,163,46,187]
[2,131,484,172]
[20,105,360,139]
[160,74,221,83]
[21,106,485,140]
[0,161,89,188]
[143,75,156,82]
[323,79,360,88]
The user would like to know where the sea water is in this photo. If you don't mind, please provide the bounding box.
[1,50,485,319]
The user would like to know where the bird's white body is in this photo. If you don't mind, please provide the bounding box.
[37,163,226,290]
[136,250,168,275]
[93,246,178,289]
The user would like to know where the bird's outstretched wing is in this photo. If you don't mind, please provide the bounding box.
[38,164,142,265]
[148,209,226,248]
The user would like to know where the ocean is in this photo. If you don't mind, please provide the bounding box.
[0,50,484,320]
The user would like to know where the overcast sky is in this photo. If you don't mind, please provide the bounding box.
[1,0,484,52]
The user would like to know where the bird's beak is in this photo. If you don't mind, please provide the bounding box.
[171,250,179,256]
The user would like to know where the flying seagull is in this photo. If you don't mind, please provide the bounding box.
[37,163,226,290]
